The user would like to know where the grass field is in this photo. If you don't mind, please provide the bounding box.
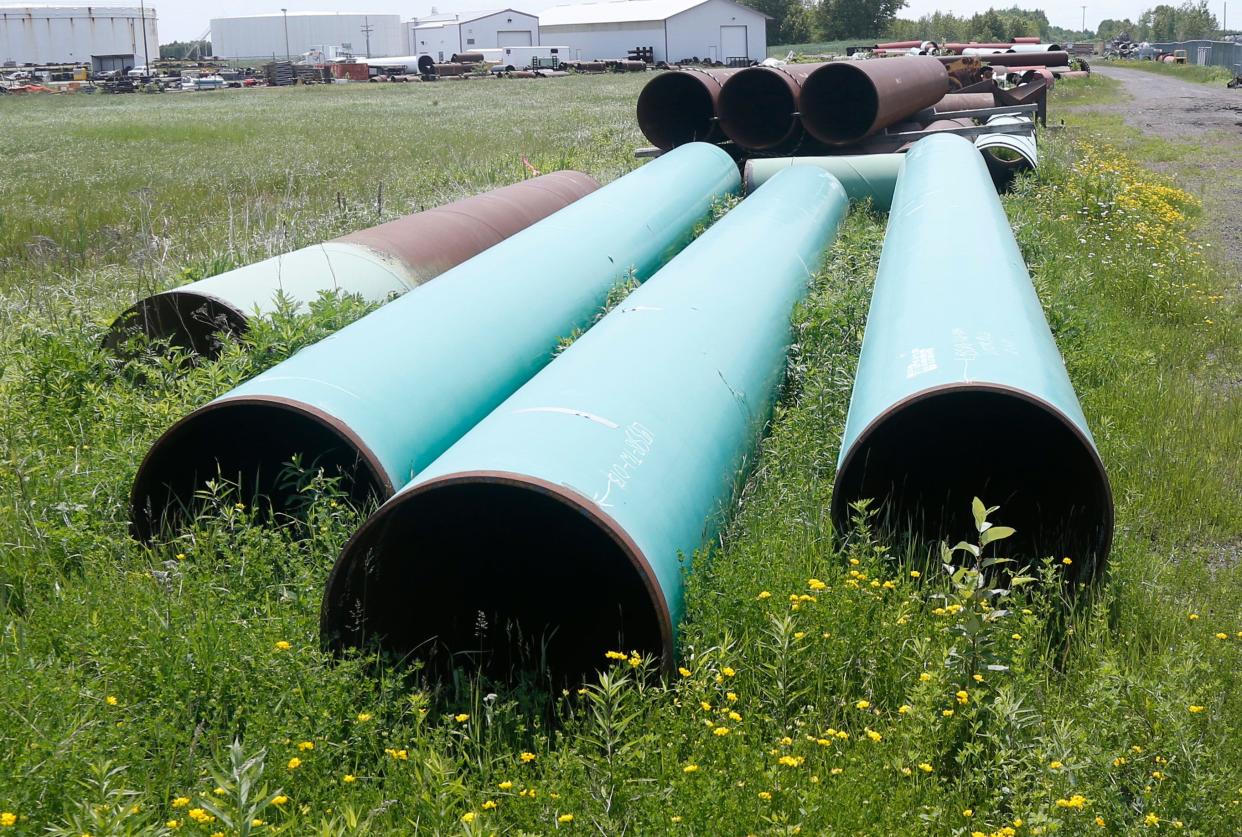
[1,76,1240,834]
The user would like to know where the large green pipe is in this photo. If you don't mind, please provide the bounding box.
[129,143,740,540]
[743,155,904,210]
[104,173,601,358]
[831,134,1112,580]
[320,166,851,678]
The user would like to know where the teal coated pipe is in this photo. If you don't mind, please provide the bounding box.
[743,154,904,210]
[104,172,601,358]
[831,134,1112,580]
[130,143,740,540]
[320,167,851,677]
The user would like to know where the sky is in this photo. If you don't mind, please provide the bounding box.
[146,0,1189,43]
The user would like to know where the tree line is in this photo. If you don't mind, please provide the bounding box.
[742,0,1225,47]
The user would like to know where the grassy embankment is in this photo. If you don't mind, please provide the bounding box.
[0,75,1239,834]
[1096,58,1238,85]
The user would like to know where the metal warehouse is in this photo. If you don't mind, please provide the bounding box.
[0,4,159,69]
[210,12,401,60]
[403,8,539,60]
[537,0,767,64]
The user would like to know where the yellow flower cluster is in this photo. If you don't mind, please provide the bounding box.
[1055,794,1089,809]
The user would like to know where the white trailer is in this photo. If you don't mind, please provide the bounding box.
[495,44,569,69]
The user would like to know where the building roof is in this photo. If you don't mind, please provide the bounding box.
[538,0,766,26]
[210,11,399,20]
[414,8,534,25]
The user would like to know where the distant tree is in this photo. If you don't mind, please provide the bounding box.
[741,0,812,44]
[815,0,908,39]
[159,40,211,60]
[1175,0,1217,38]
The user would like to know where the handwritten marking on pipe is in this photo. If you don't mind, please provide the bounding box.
[906,347,938,379]
[592,422,655,508]
[512,407,619,428]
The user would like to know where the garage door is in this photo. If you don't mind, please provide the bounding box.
[720,25,747,62]
[497,30,533,47]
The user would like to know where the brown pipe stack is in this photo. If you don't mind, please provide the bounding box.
[716,63,828,151]
[799,56,949,146]
[937,50,1070,68]
[933,91,999,112]
[636,67,743,148]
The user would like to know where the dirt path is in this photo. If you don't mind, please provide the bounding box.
[1091,65,1242,274]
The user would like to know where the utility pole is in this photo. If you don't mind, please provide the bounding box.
[138,0,150,69]
[281,8,291,61]
[1081,5,1087,35]
[361,16,374,58]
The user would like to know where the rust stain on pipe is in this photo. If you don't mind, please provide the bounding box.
[939,50,1070,68]
[800,57,949,146]
[636,67,743,148]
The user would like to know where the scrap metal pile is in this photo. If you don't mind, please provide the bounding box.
[636,52,1059,191]
[111,133,1112,681]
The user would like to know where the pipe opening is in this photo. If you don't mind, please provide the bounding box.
[636,72,718,148]
[130,398,389,541]
[103,291,248,359]
[717,69,800,150]
[321,475,669,684]
[800,64,879,145]
[832,387,1112,583]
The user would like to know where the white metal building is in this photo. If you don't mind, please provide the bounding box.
[403,9,539,61]
[538,0,766,63]
[0,5,158,68]
[210,12,401,59]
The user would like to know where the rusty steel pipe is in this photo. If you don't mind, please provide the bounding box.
[105,173,601,358]
[452,52,485,63]
[875,40,922,49]
[799,57,949,146]
[933,91,999,112]
[636,67,742,148]
[717,63,827,151]
[936,50,1070,68]
[433,63,467,76]
[1012,36,1041,44]
[944,42,1016,53]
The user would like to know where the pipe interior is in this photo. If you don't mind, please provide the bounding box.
[323,481,666,683]
[801,64,879,144]
[833,389,1111,582]
[104,292,247,359]
[131,401,386,540]
[636,73,717,148]
[718,70,799,149]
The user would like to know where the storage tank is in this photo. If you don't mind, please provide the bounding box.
[0,5,159,67]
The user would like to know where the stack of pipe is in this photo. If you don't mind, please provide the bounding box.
[105,173,601,358]
[936,51,1070,67]
[831,133,1111,580]
[636,67,742,147]
[320,165,853,679]
[129,143,740,540]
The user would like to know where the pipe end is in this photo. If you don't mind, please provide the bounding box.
[103,291,248,359]
[321,472,673,684]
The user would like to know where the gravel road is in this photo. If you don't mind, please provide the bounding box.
[1091,65,1241,274]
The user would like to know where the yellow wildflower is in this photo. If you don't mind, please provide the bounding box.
[758,792,772,800]
[499,780,514,789]
[778,755,804,767]
[171,798,190,809]
[520,752,536,763]
[678,667,692,677]
[251,820,264,827]
[1188,705,1205,713]
[385,748,408,760]
[461,812,476,824]
[849,558,860,566]
[604,650,627,661]
[1049,761,1064,770]
[1055,795,1088,809]
[271,795,288,805]
[188,809,215,824]
[0,813,16,828]
[1096,817,1106,827]
[727,692,738,702]
[1215,632,1229,640]
[482,801,497,810]
[722,667,736,677]
[757,591,771,600]
[343,774,356,783]
[287,757,301,770]
[356,712,372,722]
[274,641,291,651]
[808,578,827,590]
[972,674,984,682]
[558,813,574,823]
[700,701,713,711]
[105,696,118,706]
[713,726,730,736]
[963,809,973,818]
[865,728,882,742]
[919,672,932,682]
[854,699,870,710]
[1011,633,1022,640]
[1188,613,1199,620]
[1062,557,1072,565]
[671,815,683,823]
[455,713,470,723]
[297,740,314,751]
[1145,813,1160,826]
[956,690,969,705]
[898,704,911,714]
[942,709,955,717]
[728,711,742,722]
[683,764,699,773]
[166,820,181,829]
[910,570,921,578]
[918,763,933,773]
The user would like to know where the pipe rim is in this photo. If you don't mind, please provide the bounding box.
[831,381,1114,579]
[130,394,393,541]
[103,289,249,359]
[717,66,802,151]
[636,70,721,149]
[320,469,675,674]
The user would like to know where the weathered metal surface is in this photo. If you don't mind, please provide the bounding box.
[936,51,1070,68]
[105,172,601,357]
[320,166,850,679]
[799,57,950,146]
[831,134,1112,580]
[129,144,740,541]
[717,63,828,151]
[636,67,743,148]
[976,114,1039,190]
[934,91,998,112]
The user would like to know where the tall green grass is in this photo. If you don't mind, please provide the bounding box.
[0,80,1238,833]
